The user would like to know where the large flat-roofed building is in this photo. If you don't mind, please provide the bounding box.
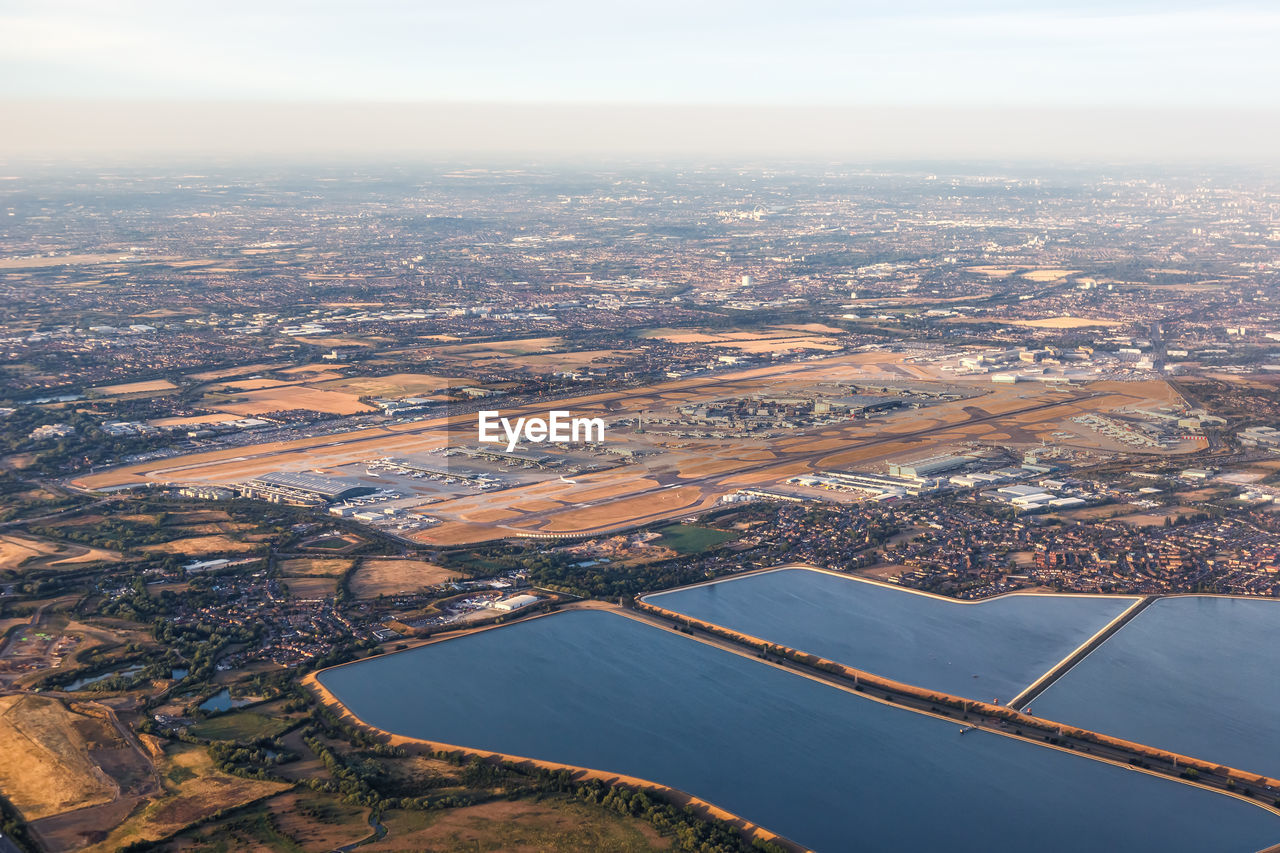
[491,593,542,612]
[1240,426,1280,449]
[819,395,903,415]
[240,471,374,506]
[888,454,972,479]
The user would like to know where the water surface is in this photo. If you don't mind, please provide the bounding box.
[317,610,1280,852]
[1034,596,1280,778]
[644,568,1135,701]
[198,688,253,712]
[66,664,143,691]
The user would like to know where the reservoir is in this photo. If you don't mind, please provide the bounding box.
[1033,596,1280,778]
[316,610,1280,852]
[643,567,1134,702]
[197,687,254,712]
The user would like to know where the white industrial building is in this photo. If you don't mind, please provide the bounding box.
[491,593,542,612]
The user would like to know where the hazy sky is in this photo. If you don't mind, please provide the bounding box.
[2,1,1279,161]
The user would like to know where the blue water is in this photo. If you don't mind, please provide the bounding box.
[644,568,1135,702]
[198,688,243,712]
[66,665,142,691]
[317,610,1280,852]
[1034,596,1280,778]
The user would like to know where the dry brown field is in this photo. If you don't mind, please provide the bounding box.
[209,377,289,391]
[537,486,706,533]
[425,336,565,358]
[774,322,846,334]
[641,329,726,343]
[278,558,353,576]
[207,385,373,415]
[642,327,844,352]
[92,379,178,395]
[1020,268,1081,282]
[1114,507,1203,528]
[291,336,381,348]
[420,521,504,545]
[79,742,287,853]
[0,534,118,571]
[254,791,371,850]
[457,507,522,523]
[349,558,462,597]
[567,477,661,502]
[361,798,672,851]
[964,265,1079,282]
[164,522,253,536]
[709,336,839,353]
[0,695,118,821]
[468,350,627,371]
[0,254,180,269]
[282,576,339,600]
[185,363,281,382]
[510,499,566,512]
[313,373,464,397]
[141,536,260,556]
[965,265,1020,278]
[164,510,233,523]
[1052,504,1139,522]
[274,362,341,375]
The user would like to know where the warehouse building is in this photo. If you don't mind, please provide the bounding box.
[888,454,973,479]
[491,593,542,612]
[240,471,375,506]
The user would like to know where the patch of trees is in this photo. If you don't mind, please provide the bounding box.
[29,516,178,551]
[208,741,295,780]
[529,556,725,598]
[297,705,786,853]
[0,407,183,475]
[0,790,37,852]
[151,617,259,684]
[576,782,786,853]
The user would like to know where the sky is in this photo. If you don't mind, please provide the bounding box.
[2,0,1279,161]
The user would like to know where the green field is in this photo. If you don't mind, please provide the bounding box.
[656,524,736,555]
[188,711,292,743]
[304,537,353,551]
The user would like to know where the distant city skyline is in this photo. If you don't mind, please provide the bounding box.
[2,1,1279,161]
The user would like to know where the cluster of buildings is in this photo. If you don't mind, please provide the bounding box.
[786,452,1095,512]
[1071,413,1179,450]
[1239,425,1280,451]
[28,422,75,441]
